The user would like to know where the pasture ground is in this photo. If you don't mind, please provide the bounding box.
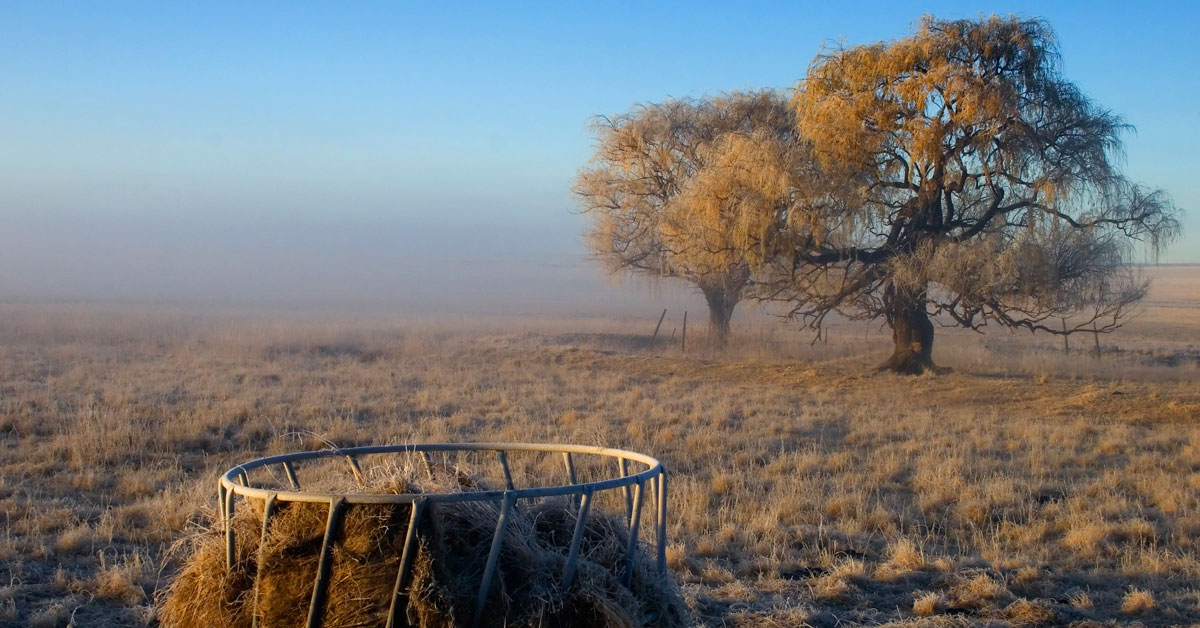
[1,266,1198,627]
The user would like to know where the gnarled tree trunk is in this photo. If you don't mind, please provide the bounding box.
[700,284,740,346]
[879,290,936,374]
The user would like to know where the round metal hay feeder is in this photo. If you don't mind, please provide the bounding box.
[218,443,669,628]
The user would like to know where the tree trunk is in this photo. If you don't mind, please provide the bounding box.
[879,297,936,375]
[701,285,738,345]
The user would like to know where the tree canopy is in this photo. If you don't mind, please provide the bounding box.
[575,15,1181,368]
[574,90,795,340]
[757,15,1180,372]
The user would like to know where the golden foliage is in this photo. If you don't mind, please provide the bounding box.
[795,15,1056,187]
[574,13,1179,360]
[757,13,1180,351]
[574,91,796,300]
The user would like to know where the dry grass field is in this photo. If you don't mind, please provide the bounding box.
[1,266,1198,627]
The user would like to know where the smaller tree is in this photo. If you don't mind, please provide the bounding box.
[574,91,794,342]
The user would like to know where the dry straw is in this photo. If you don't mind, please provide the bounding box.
[159,444,686,628]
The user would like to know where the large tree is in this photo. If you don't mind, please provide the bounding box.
[574,91,795,342]
[754,15,1179,373]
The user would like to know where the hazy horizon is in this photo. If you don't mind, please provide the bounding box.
[3,1,1196,313]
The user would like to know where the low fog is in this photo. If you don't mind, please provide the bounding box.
[0,209,700,317]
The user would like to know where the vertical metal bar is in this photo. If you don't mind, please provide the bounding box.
[623,479,645,587]
[238,468,249,487]
[282,461,301,490]
[218,483,227,524]
[497,451,515,490]
[618,458,632,519]
[648,476,658,517]
[562,452,577,485]
[386,498,427,628]
[225,489,237,569]
[345,455,366,487]
[306,498,346,628]
[656,470,668,576]
[251,493,277,628]
[627,478,643,530]
[472,493,515,628]
[563,452,581,508]
[560,489,593,589]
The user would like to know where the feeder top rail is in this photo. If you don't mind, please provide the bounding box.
[220,442,663,505]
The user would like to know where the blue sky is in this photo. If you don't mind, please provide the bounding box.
[0,1,1196,307]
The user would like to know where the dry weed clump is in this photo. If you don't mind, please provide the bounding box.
[951,573,1010,608]
[1120,588,1156,614]
[1068,590,1094,611]
[92,551,152,605]
[912,591,944,616]
[28,602,72,628]
[159,465,685,628]
[54,525,98,555]
[1003,598,1056,624]
[875,538,929,581]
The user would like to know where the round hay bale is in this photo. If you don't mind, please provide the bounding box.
[159,460,687,628]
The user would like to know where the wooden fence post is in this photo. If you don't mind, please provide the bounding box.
[681,311,688,352]
[649,309,667,348]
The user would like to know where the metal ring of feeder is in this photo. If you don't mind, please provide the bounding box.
[217,443,669,628]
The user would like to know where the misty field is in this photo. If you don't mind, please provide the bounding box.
[1,267,1198,627]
